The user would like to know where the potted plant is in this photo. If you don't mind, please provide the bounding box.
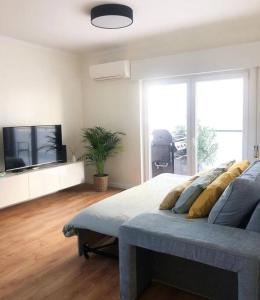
[82,126,125,192]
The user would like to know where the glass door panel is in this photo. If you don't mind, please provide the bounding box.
[195,77,244,172]
[143,73,251,180]
[146,82,189,177]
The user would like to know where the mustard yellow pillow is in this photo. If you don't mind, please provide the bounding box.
[159,176,199,210]
[188,167,241,218]
[228,160,250,173]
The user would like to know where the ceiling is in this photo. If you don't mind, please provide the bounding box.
[0,0,260,53]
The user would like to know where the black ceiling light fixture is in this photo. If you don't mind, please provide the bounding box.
[91,4,133,29]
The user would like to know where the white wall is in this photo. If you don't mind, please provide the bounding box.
[0,36,83,172]
[82,66,142,188]
[131,41,260,80]
[1,30,260,188]
[81,41,260,188]
[2,34,259,188]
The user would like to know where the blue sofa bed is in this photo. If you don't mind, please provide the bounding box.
[119,161,260,300]
[64,161,260,299]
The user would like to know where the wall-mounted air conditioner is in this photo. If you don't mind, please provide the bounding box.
[89,60,130,80]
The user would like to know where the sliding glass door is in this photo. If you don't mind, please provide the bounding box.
[143,71,253,179]
[145,81,188,177]
[195,77,245,172]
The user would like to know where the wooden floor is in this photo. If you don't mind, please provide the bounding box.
[0,185,204,300]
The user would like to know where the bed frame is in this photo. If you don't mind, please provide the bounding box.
[77,229,118,259]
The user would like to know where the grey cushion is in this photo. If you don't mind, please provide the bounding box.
[246,201,260,233]
[208,160,260,227]
[173,168,225,214]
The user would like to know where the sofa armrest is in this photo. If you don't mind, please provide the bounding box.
[119,212,260,300]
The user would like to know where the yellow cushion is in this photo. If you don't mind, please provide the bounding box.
[228,160,250,173]
[188,167,241,218]
[159,175,199,210]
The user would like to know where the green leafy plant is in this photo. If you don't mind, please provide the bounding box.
[171,124,218,170]
[197,124,218,169]
[82,126,125,177]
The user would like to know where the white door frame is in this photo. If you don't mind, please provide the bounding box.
[141,69,255,181]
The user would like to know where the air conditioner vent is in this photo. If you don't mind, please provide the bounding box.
[89,60,130,80]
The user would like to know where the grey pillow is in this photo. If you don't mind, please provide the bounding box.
[173,168,225,214]
[246,201,260,233]
[208,160,260,227]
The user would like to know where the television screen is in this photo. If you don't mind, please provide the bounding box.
[3,125,62,171]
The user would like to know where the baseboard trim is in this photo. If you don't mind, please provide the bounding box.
[109,182,135,190]
[86,179,135,190]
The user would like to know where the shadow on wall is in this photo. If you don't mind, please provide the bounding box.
[83,13,260,59]
[60,74,84,161]
[0,129,4,172]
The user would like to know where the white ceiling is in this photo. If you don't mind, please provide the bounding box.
[0,0,260,53]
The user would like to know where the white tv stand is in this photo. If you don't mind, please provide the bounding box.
[0,161,85,209]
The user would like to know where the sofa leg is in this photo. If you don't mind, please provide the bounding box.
[77,230,88,256]
[119,243,152,300]
[119,244,138,300]
[238,260,259,300]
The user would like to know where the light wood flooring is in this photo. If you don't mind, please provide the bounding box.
[0,185,204,300]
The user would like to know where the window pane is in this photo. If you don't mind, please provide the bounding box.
[146,83,188,176]
[196,78,244,172]
[147,83,187,132]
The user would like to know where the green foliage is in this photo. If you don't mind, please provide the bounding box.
[197,125,218,169]
[82,126,125,176]
[169,124,218,170]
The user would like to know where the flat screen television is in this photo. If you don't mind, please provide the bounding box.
[3,125,62,171]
